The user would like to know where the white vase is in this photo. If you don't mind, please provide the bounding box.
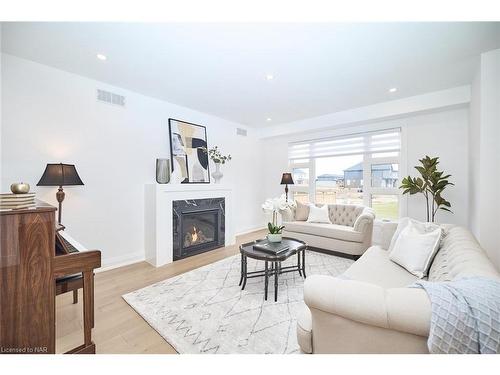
[212,162,223,183]
[267,233,282,243]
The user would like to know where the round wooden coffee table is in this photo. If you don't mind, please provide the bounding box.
[239,237,307,301]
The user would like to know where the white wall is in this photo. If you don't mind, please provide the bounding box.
[478,49,500,270]
[404,109,469,225]
[469,48,500,270]
[1,54,263,268]
[260,107,470,227]
[469,65,481,237]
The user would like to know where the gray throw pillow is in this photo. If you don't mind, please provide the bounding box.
[295,201,310,221]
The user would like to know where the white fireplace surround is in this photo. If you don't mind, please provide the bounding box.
[144,184,236,267]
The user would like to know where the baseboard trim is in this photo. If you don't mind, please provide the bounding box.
[97,252,146,273]
[235,226,265,237]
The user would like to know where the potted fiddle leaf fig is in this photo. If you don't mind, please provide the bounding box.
[399,156,454,222]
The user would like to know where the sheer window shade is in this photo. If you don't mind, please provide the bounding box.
[288,129,401,160]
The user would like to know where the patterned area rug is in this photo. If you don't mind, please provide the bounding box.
[123,250,353,354]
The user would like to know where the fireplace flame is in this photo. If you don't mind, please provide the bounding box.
[191,226,198,243]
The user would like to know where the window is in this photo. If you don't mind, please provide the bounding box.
[371,194,399,220]
[315,155,363,205]
[292,191,309,204]
[371,163,399,188]
[289,162,310,203]
[288,129,401,220]
[292,167,309,186]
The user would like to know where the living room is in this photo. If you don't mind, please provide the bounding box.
[1,1,500,372]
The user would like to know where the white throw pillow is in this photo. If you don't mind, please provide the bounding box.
[306,205,331,224]
[389,221,442,278]
[388,217,441,253]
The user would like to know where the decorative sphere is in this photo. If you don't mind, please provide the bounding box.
[10,182,30,194]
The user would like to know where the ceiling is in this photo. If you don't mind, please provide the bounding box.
[2,22,500,127]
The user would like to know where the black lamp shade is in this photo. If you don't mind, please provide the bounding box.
[280,173,294,185]
[37,163,84,187]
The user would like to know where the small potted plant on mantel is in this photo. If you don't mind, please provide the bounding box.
[262,195,296,242]
[203,146,232,184]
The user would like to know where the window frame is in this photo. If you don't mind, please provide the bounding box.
[365,154,400,220]
[288,129,403,221]
[290,162,313,202]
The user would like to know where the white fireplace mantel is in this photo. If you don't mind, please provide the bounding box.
[144,183,235,267]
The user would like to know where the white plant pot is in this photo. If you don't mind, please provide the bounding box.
[211,162,223,184]
[267,233,282,243]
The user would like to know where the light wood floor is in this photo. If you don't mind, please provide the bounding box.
[56,229,266,354]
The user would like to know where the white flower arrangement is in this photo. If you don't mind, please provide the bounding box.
[261,195,296,233]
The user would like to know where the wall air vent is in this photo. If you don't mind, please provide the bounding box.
[97,89,126,107]
[236,128,247,136]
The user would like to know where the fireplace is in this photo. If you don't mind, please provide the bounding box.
[173,198,225,261]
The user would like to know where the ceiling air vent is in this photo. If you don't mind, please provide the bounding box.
[236,128,247,136]
[97,89,126,107]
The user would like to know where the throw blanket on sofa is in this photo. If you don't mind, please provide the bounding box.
[413,277,500,354]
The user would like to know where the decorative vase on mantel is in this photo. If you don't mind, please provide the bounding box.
[155,158,171,184]
[212,162,223,184]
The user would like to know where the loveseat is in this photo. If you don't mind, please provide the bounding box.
[296,224,500,353]
[281,203,375,258]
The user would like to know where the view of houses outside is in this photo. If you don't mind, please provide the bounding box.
[370,163,399,220]
[315,155,364,205]
[292,155,399,220]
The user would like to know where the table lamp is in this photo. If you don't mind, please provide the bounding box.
[280,173,294,202]
[37,163,84,225]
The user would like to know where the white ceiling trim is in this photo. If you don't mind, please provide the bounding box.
[258,85,471,139]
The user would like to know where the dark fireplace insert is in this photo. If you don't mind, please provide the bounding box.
[173,198,225,261]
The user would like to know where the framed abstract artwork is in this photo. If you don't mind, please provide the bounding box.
[168,118,210,183]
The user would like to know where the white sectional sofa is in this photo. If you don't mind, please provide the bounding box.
[281,203,375,258]
[296,224,500,353]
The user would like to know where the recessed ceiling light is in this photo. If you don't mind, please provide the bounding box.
[96,54,107,61]
[266,118,272,122]
[265,74,274,81]
[389,87,397,93]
